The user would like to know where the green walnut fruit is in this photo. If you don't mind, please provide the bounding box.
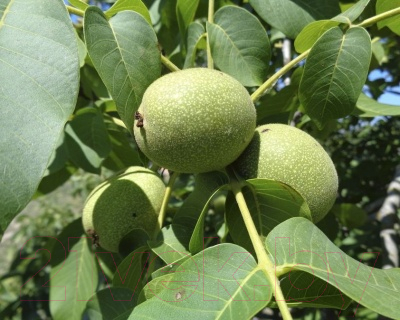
[82,166,165,252]
[134,68,256,173]
[233,124,338,222]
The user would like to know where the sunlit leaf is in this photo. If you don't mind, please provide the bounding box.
[84,7,161,132]
[105,0,152,25]
[332,0,371,24]
[129,244,272,319]
[355,93,400,117]
[249,0,341,39]
[184,22,205,68]
[207,5,270,86]
[299,26,371,128]
[266,218,400,319]
[376,0,400,35]
[0,0,79,238]
[176,0,200,43]
[294,20,339,53]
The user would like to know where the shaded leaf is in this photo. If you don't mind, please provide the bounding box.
[256,85,299,124]
[102,117,142,172]
[207,5,270,86]
[299,26,371,128]
[50,219,98,320]
[265,217,400,319]
[148,224,191,264]
[376,0,400,35]
[0,0,79,237]
[84,7,161,132]
[112,246,150,301]
[36,166,75,197]
[65,108,111,173]
[332,203,367,229]
[249,0,341,39]
[86,287,136,320]
[105,0,152,25]
[184,22,205,68]
[270,271,352,309]
[355,93,400,117]
[129,244,271,320]
[226,179,311,254]
[173,171,228,232]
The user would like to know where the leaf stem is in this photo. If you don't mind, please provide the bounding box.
[251,50,309,102]
[207,0,215,69]
[155,171,179,237]
[161,55,181,72]
[66,5,84,17]
[357,6,400,28]
[228,171,293,320]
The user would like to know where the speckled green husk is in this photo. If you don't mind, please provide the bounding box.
[82,167,165,252]
[233,124,338,222]
[134,68,256,173]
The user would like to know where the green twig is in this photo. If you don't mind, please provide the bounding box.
[251,50,309,102]
[207,0,215,69]
[161,55,181,72]
[358,6,400,28]
[154,171,179,237]
[228,169,293,320]
[251,7,400,103]
[66,5,84,17]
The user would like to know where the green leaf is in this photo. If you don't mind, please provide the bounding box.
[105,0,152,25]
[207,5,270,86]
[256,85,299,124]
[0,0,79,238]
[129,244,272,319]
[68,0,89,10]
[65,108,111,174]
[265,217,400,319]
[49,219,98,320]
[294,20,339,53]
[271,271,352,309]
[84,7,161,132]
[332,0,371,24]
[112,246,150,300]
[332,203,367,229]
[189,184,226,255]
[173,171,228,231]
[148,224,191,264]
[36,166,75,197]
[376,0,400,35]
[226,179,311,254]
[86,287,136,320]
[249,0,341,39]
[176,0,200,44]
[102,117,142,171]
[184,22,205,69]
[355,93,400,117]
[299,26,371,129]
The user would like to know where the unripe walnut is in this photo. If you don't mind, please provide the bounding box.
[233,124,338,222]
[134,68,256,173]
